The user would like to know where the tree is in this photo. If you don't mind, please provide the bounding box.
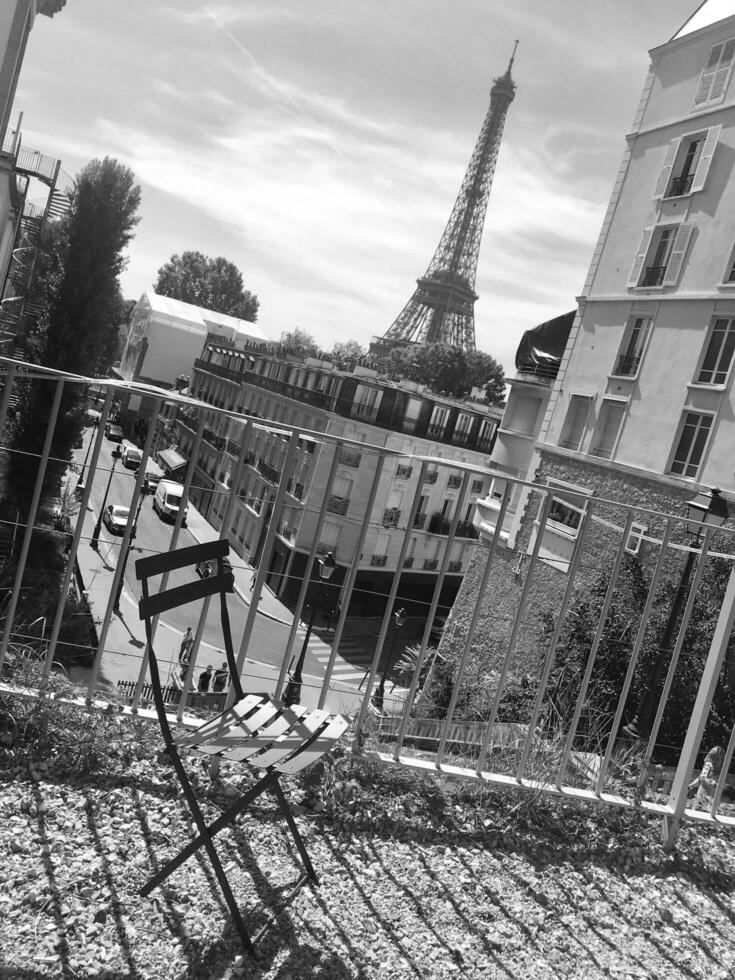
[276,328,320,359]
[330,340,365,369]
[374,343,505,403]
[465,350,506,405]
[9,157,141,514]
[154,251,259,321]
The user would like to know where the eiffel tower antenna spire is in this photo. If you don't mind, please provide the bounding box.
[372,44,518,354]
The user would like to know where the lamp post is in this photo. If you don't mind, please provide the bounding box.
[372,606,407,714]
[623,487,729,741]
[75,426,96,493]
[284,551,336,705]
[112,487,148,614]
[90,446,121,550]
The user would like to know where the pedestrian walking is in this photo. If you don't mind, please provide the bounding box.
[198,665,213,693]
[178,626,193,664]
[212,661,228,693]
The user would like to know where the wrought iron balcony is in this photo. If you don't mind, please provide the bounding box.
[640,266,666,287]
[448,560,463,573]
[396,464,413,479]
[448,475,462,489]
[382,507,400,528]
[257,458,281,484]
[370,554,388,567]
[403,556,414,568]
[612,353,641,377]
[423,558,439,570]
[339,448,361,468]
[668,174,693,197]
[287,478,305,500]
[423,470,438,484]
[471,480,484,494]
[327,495,349,516]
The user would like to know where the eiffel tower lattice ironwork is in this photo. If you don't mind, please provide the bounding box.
[375,43,518,354]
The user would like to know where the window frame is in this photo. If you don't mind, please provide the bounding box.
[692,38,735,110]
[590,397,628,460]
[653,125,721,200]
[668,409,716,479]
[695,317,735,387]
[559,393,593,452]
[628,222,694,289]
[610,315,653,378]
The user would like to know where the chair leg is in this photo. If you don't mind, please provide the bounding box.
[271,778,318,883]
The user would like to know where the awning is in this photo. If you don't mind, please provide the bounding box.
[157,447,189,474]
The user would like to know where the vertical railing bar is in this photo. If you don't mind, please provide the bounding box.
[0,378,64,675]
[515,498,596,782]
[661,565,735,849]
[233,428,300,679]
[595,519,673,796]
[361,456,429,730]
[556,510,634,788]
[710,721,735,816]
[477,489,554,775]
[44,390,112,680]
[637,528,714,796]
[88,399,160,700]
[435,471,474,766]
[277,440,340,700]
[349,454,390,729]
[177,416,252,720]
[400,480,511,762]
[130,409,206,712]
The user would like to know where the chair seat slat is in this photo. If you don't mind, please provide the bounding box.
[275,715,351,775]
[249,709,332,769]
[177,695,265,747]
[223,705,311,762]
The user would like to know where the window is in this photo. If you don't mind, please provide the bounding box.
[654,126,720,199]
[318,519,341,555]
[669,411,714,477]
[628,224,693,288]
[547,496,586,535]
[723,246,735,284]
[559,395,592,451]
[697,318,735,385]
[353,385,379,418]
[454,413,472,444]
[590,400,626,459]
[530,480,592,573]
[613,316,652,376]
[693,39,735,108]
[428,406,449,437]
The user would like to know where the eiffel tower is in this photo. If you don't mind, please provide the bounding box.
[373,43,517,354]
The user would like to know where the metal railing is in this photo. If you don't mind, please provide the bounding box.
[1,361,735,847]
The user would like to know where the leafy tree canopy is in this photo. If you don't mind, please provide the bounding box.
[154,251,259,322]
[376,343,505,404]
[329,340,365,370]
[276,328,320,359]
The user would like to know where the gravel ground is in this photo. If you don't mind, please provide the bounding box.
[2,747,735,980]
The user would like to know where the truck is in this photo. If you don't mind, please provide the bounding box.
[153,480,188,524]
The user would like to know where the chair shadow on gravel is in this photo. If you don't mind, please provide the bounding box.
[127,784,358,979]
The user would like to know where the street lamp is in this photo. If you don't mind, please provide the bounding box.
[90,446,121,550]
[623,487,729,741]
[284,551,337,705]
[112,487,149,614]
[371,606,407,714]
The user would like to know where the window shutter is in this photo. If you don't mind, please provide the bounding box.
[694,43,723,105]
[592,402,625,459]
[690,125,721,192]
[710,40,735,101]
[662,223,694,286]
[628,227,654,287]
[653,138,680,199]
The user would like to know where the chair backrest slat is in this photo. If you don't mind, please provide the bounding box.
[135,537,229,580]
[139,570,234,619]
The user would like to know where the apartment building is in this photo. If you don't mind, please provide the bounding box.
[172,335,502,614]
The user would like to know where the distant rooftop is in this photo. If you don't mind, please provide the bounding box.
[143,290,267,342]
[673,0,735,39]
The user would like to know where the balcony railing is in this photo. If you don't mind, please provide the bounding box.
[403,556,414,568]
[668,174,694,197]
[448,560,463,573]
[396,464,413,479]
[327,495,349,516]
[287,478,305,501]
[640,265,666,287]
[448,475,462,489]
[413,513,427,529]
[257,458,281,484]
[382,507,401,528]
[423,470,438,484]
[4,360,734,849]
[612,353,641,377]
[339,448,361,468]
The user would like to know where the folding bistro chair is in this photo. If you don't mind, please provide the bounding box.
[135,538,351,954]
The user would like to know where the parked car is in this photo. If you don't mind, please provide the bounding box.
[143,461,164,494]
[153,480,188,525]
[104,422,123,442]
[102,503,130,535]
[121,444,142,470]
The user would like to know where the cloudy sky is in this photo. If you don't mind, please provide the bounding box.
[13,0,699,374]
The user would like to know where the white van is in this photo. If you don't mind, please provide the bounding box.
[153,480,188,524]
